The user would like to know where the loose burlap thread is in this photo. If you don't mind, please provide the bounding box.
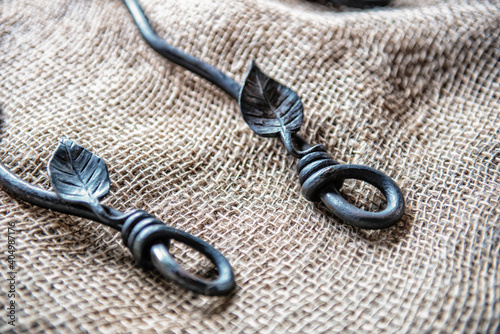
[0,0,499,332]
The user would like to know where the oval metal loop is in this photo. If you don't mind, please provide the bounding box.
[302,164,404,229]
[134,224,236,296]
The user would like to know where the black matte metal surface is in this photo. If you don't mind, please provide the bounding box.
[121,0,405,229]
[0,138,236,295]
[334,0,391,8]
[122,0,241,100]
[239,61,304,138]
[0,0,404,302]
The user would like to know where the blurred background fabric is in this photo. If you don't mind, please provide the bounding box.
[0,0,499,332]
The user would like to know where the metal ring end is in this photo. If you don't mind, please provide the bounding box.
[301,163,404,229]
[122,211,236,296]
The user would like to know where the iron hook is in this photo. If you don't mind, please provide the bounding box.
[123,0,405,229]
[0,139,235,296]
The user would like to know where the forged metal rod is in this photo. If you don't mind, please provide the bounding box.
[123,0,240,100]
[0,162,122,227]
[0,0,397,299]
[123,0,405,229]
[0,138,235,296]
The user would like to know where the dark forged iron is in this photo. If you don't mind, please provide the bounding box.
[121,0,405,229]
[0,0,401,296]
[0,138,235,296]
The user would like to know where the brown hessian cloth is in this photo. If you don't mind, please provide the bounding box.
[0,0,499,332]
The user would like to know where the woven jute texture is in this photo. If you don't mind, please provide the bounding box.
[1,0,499,332]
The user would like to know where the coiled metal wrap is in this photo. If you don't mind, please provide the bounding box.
[297,150,405,230]
[121,210,236,296]
[297,150,344,201]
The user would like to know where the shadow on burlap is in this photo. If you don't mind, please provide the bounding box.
[0,0,498,332]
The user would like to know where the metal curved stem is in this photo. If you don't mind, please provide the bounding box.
[122,0,241,100]
[0,0,244,296]
[0,162,123,230]
[123,0,405,229]
[0,161,236,295]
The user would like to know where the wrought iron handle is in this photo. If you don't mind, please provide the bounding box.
[122,210,235,295]
[333,0,391,8]
[123,0,405,229]
[298,156,404,229]
[0,138,235,296]
[0,0,398,298]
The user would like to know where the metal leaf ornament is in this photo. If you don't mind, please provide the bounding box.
[48,137,110,213]
[30,137,235,295]
[239,61,304,139]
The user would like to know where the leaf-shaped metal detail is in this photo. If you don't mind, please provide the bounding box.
[239,61,304,138]
[48,137,110,206]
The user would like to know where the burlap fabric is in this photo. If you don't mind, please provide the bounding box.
[1,0,499,332]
